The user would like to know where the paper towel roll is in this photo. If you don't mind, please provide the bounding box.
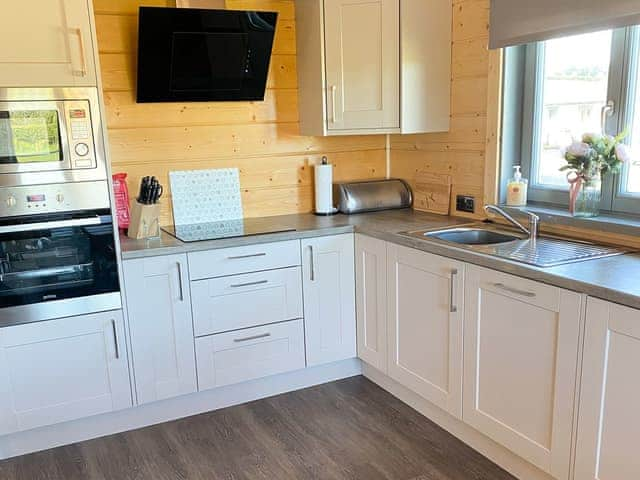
[314,161,334,214]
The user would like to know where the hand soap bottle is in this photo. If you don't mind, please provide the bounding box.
[506,166,528,207]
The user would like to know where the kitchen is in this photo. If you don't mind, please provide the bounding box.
[0,1,639,479]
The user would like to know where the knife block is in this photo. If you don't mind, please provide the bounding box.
[127,201,161,240]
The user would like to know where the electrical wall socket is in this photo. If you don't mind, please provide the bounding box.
[456,195,475,213]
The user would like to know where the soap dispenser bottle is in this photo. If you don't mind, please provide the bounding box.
[506,166,528,206]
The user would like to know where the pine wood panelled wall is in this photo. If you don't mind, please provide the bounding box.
[93,0,386,224]
[391,0,489,218]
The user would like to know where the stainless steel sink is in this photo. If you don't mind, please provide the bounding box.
[404,223,628,267]
[424,228,521,245]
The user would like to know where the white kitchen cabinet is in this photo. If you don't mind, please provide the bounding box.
[0,311,131,435]
[296,0,451,135]
[386,244,464,418]
[574,298,640,479]
[123,254,197,405]
[302,234,356,367]
[463,265,581,480]
[0,0,97,87]
[355,234,388,372]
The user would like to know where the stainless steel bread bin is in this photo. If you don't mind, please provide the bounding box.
[333,179,412,214]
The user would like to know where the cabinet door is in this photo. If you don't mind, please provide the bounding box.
[386,244,464,417]
[302,234,356,367]
[323,0,399,131]
[0,311,131,435]
[575,298,640,479]
[123,254,197,405]
[463,266,581,480]
[0,0,96,87]
[355,234,388,372]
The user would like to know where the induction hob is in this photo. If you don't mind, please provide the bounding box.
[162,218,296,243]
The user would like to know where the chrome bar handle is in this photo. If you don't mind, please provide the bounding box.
[111,319,120,359]
[309,245,315,281]
[493,283,536,298]
[227,253,267,260]
[176,262,184,302]
[449,269,458,313]
[0,216,101,234]
[230,280,268,288]
[234,332,271,343]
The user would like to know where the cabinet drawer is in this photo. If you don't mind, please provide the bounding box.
[471,265,560,312]
[188,240,301,280]
[191,267,303,336]
[195,319,306,390]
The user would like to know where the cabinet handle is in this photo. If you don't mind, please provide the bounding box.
[69,27,87,77]
[227,253,267,260]
[233,332,271,343]
[449,269,458,313]
[176,262,184,301]
[492,283,537,298]
[230,280,268,288]
[330,85,337,123]
[309,245,315,281]
[111,319,120,359]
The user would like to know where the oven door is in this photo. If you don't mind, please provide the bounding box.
[0,100,73,175]
[0,211,121,326]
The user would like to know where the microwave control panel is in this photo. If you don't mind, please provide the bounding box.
[64,100,96,170]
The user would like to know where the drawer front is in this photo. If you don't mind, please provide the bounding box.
[188,240,301,280]
[191,267,303,336]
[195,319,306,390]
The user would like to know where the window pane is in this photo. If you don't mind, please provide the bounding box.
[624,43,640,194]
[534,31,612,188]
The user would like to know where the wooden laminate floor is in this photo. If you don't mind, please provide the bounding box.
[0,376,516,480]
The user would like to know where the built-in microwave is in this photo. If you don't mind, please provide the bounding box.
[0,87,108,187]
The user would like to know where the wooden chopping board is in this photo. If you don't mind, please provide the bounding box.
[413,171,452,215]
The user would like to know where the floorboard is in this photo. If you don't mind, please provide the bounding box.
[0,376,516,480]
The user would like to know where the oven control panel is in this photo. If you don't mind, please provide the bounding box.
[64,101,97,170]
[0,181,110,218]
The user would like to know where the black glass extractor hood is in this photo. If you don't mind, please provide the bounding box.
[136,7,277,103]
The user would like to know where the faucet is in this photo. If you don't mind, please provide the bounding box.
[484,205,540,239]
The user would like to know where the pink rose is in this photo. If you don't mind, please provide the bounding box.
[615,144,632,163]
[566,141,592,158]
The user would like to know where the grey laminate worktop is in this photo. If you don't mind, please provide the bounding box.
[120,209,640,310]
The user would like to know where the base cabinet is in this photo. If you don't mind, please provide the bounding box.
[0,311,131,435]
[355,234,388,372]
[463,265,581,479]
[123,254,197,405]
[386,243,464,418]
[574,298,640,479]
[302,234,356,367]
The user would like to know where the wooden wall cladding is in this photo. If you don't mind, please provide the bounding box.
[93,0,386,225]
[390,0,490,218]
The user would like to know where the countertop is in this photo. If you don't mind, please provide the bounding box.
[120,209,640,310]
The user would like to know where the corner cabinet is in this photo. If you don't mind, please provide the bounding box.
[0,311,131,436]
[0,0,97,87]
[295,0,451,135]
[463,265,581,480]
[302,234,357,367]
[386,243,464,418]
[123,254,197,405]
[574,298,640,479]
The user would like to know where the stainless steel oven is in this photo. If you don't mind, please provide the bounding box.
[0,181,121,327]
[0,87,107,188]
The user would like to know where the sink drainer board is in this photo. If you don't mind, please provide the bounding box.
[403,223,628,268]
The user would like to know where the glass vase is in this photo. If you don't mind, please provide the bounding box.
[569,172,601,218]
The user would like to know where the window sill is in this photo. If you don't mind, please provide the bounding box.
[501,203,640,239]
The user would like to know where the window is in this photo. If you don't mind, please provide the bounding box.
[507,26,640,214]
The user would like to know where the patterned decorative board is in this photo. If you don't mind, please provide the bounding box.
[169,168,243,226]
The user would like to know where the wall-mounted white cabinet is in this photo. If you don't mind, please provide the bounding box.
[463,265,581,480]
[302,234,357,367]
[0,311,131,436]
[575,298,640,479]
[386,244,464,418]
[0,0,97,87]
[296,0,451,136]
[123,255,197,406]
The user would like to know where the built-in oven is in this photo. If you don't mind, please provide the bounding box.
[0,87,107,188]
[0,181,121,327]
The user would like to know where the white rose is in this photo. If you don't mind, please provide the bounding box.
[615,144,632,163]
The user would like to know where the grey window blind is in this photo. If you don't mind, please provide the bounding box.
[489,0,640,49]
